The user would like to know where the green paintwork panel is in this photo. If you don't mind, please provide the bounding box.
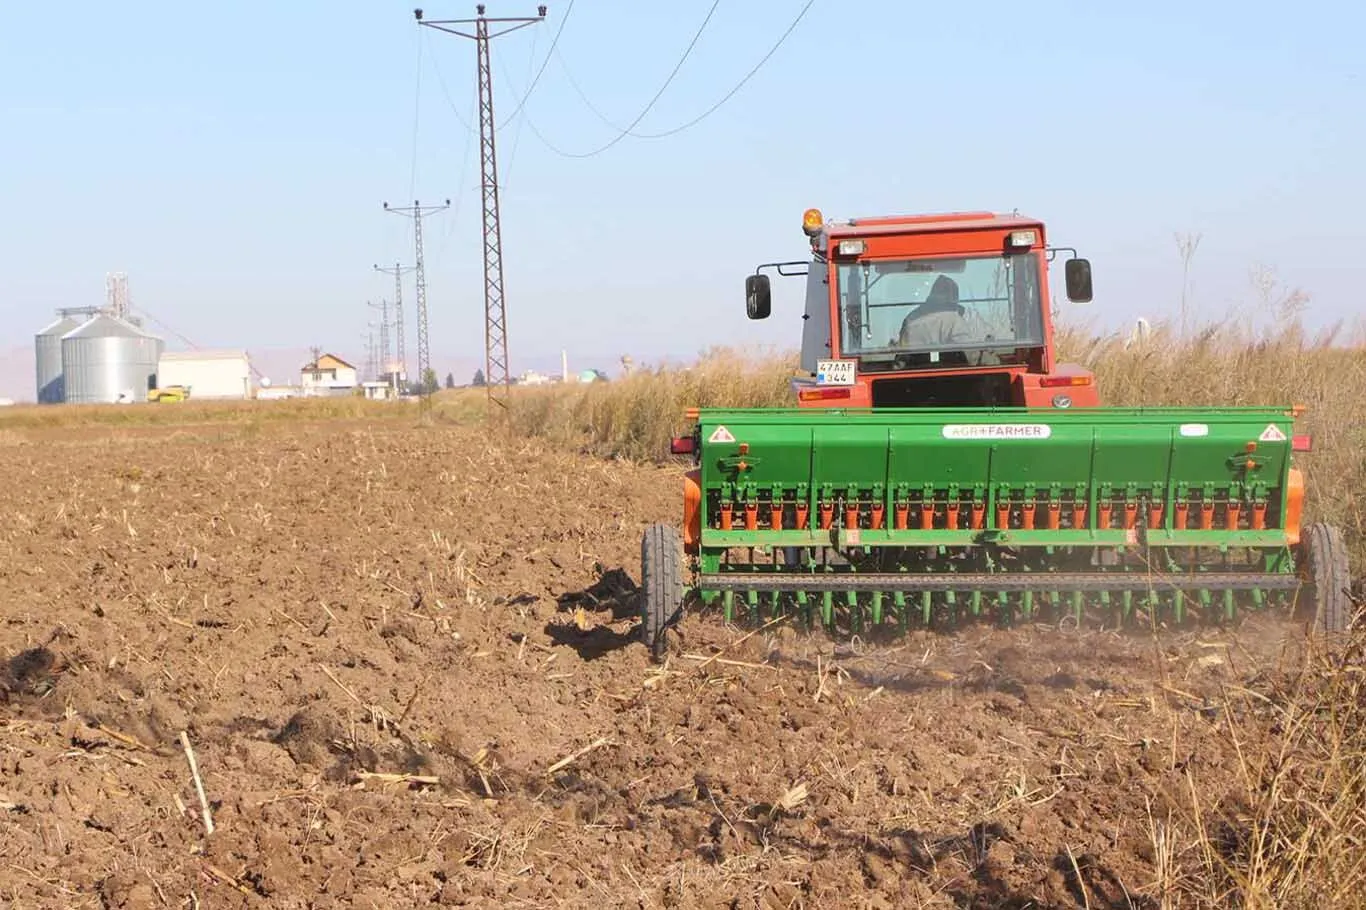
[707,421,812,498]
[695,406,1299,543]
[812,424,890,492]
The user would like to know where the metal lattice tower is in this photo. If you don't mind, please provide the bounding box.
[364,324,378,383]
[105,272,130,320]
[383,199,449,413]
[416,4,546,412]
[367,298,392,384]
[374,262,416,383]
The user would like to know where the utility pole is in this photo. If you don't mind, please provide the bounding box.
[374,262,416,386]
[416,4,546,413]
[367,298,391,386]
[383,199,449,414]
[364,324,378,384]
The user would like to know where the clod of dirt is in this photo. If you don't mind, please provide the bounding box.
[272,706,344,769]
[557,566,638,613]
[2,646,65,700]
[98,873,157,910]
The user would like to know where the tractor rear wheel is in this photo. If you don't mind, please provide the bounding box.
[1298,522,1352,636]
[640,523,683,661]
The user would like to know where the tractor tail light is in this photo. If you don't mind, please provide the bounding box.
[798,386,853,402]
[1039,375,1092,388]
[1292,434,1312,452]
[670,436,696,455]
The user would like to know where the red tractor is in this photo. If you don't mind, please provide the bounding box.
[743,208,1099,410]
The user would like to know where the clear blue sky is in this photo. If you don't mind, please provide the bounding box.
[2,0,1362,380]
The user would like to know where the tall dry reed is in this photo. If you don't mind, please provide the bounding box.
[1146,603,1366,908]
[508,320,1365,544]
[507,345,796,460]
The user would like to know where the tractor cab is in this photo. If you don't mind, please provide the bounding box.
[744,208,1098,409]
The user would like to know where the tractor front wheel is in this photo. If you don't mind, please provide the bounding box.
[640,523,683,661]
[1297,521,1353,636]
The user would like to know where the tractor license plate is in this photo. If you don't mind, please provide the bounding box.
[816,359,856,385]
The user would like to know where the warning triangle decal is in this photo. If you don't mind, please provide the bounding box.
[708,425,736,444]
[1258,423,1287,442]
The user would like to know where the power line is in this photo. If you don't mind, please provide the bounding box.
[427,96,479,269]
[409,30,425,203]
[513,0,721,160]
[424,29,476,133]
[524,0,816,156]
[498,24,540,191]
[552,43,622,132]
[629,0,816,140]
[493,0,575,132]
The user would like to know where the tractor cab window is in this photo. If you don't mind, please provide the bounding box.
[835,253,1044,369]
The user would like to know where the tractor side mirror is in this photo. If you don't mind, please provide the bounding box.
[1064,258,1093,304]
[745,273,772,319]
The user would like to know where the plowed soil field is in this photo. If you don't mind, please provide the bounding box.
[0,414,1322,908]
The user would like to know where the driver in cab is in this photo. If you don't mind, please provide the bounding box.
[896,274,971,348]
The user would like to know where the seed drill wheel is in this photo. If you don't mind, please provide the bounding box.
[1297,522,1353,636]
[640,523,684,661]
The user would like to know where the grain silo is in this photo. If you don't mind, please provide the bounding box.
[60,314,164,404]
[34,313,83,404]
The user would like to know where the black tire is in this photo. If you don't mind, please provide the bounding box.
[1297,522,1352,635]
[640,523,684,661]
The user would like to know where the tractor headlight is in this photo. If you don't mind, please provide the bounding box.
[1052,393,1073,408]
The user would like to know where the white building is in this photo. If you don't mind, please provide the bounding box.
[362,381,396,400]
[300,353,358,395]
[157,350,252,399]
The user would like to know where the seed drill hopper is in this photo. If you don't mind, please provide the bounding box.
[638,208,1350,657]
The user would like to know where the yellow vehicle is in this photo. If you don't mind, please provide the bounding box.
[148,385,190,403]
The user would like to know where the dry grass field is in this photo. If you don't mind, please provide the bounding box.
[1,320,1364,908]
